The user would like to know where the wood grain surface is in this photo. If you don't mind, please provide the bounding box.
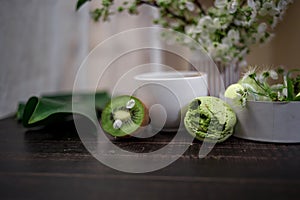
[0,117,299,200]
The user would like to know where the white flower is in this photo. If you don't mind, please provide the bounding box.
[283,75,288,87]
[259,1,280,16]
[213,18,222,29]
[207,43,229,60]
[254,1,261,10]
[221,37,232,46]
[222,29,240,46]
[198,32,212,47]
[158,0,293,66]
[228,0,238,14]
[234,19,243,26]
[282,88,288,97]
[198,16,216,32]
[271,84,284,90]
[257,73,265,83]
[241,67,256,81]
[277,91,282,99]
[247,6,258,26]
[185,1,195,12]
[278,86,288,99]
[185,25,195,35]
[271,17,279,29]
[247,0,256,9]
[198,16,213,26]
[228,29,240,42]
[257,69,278,82]
[269,69,278,80]
[252,23,268,42]
[209,42,237,63]
[258,22,267,33]
[217,43,230,53]
[179,4,185,10]
[278,0,288,11]
[234,12,253,27]
[200,30,210,39]
[241,83,257,93]
[214,0,227,9]
[277,0,293,20]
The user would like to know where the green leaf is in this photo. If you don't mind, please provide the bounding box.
[293,95,300,101]
[286,69,300,101]
[91,8,103,21]
[16,103,26,121]
[287,76,294,101]
[18,91,110,128]
[76,0,92,11]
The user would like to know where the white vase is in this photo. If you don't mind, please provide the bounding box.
[190,55,240,96]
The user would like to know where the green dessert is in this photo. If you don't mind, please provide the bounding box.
[224,83,244,99]
[184,96,237,143]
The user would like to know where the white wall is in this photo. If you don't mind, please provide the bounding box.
[87,2,158,94]
[0,1,157,118]
[247,1,300,69]
[0,0,89,118]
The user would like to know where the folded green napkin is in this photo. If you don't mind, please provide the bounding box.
[17,91,110,128]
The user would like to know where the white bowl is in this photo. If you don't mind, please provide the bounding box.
[227,99,300,143]
[134,71,208,131]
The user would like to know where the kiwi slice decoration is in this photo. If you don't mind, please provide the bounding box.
[100,95,149,137]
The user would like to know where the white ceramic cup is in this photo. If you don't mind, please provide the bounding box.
[134,71,208,131]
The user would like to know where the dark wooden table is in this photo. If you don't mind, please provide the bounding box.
[0,117,299,200]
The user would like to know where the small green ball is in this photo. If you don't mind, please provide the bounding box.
[224,83,244,99]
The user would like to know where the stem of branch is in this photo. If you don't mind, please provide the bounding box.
[194,0,206,15]
[138,0,192,24]
[241,0,247,7]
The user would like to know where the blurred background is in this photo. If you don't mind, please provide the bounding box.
[1,0,300,119]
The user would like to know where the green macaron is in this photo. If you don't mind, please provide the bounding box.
[184,96,237,143]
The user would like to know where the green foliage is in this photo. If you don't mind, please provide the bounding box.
[17,91,110,128]
[75,0,293,66]
[238,67,300,104]
[286,69,300,101]
[76,0,91,11]
[91,8,103,21]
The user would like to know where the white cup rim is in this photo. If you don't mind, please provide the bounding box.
[134,71,206,81]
